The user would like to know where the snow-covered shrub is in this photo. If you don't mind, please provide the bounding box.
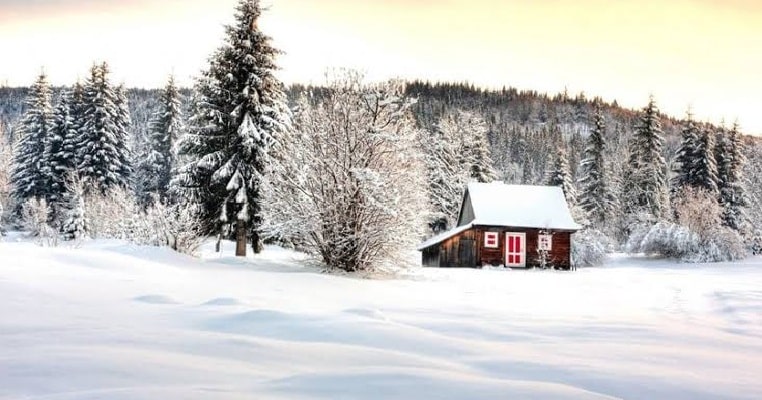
[132,199,205,256]
[264,71,426,272]
[20,198,57,246]
[694,227,746,263]
[746,230,762,255]
[84,187,139,240]
[571,228,611,268]
[674,187,720,241]
[628,222,746,263]
[635,222,700,259]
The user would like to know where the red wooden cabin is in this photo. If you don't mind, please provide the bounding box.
[418,182,581,269]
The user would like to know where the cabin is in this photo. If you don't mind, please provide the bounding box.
[418,182,582,270]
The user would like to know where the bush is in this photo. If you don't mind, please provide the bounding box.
[627,222,746,263]
[131,199,205,256]
[747,230,762,255]
[571,228,611,268]
[20,198,57,246]
[62,181,204,256]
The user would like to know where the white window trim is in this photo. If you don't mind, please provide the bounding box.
[538,234,553,251]
[484,232,499,248]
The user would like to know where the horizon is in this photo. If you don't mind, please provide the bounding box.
[0,0,760,134]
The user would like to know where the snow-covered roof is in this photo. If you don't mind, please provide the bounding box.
[418,182,581,251]
[463,182,582,231]
[416,223,473,251]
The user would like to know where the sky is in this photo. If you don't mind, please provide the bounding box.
[0,0,760,134]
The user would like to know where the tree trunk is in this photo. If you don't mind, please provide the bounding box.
[235,220,247,257]
[251,230,263,254]
[215,232,222,253]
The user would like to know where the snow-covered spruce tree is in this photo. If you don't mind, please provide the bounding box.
[11,73,53,213]
[622,96,669,226]
[173,0,290,257]
[68,81,87,169]
[546,146,576,206]
[421,109,495,234]
[715,122,747,232]
[263,73,426,272]
[138,76,184,206]
[78,63,132,193]
[458,111,497,183]
[578,104,616,228]
[61,174,88,242]
[672,113,700,192]
[692,126,719,194]
[43,89,79,217]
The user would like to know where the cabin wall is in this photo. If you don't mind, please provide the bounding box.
[427,228,478,268]
[422,227,573,270]
[474,226,573,270]
[421,247,440,268]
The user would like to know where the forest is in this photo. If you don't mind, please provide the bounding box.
[1,0,761,272]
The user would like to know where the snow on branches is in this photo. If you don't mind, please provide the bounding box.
[263,71,426,272]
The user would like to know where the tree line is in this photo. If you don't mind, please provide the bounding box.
[1,0,759,268]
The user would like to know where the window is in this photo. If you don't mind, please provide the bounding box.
[484,232,499,248]
[538,234,552,251]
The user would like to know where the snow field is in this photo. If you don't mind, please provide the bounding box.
[1,239,761,399]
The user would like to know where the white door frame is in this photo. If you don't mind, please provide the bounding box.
[505,232,527,267]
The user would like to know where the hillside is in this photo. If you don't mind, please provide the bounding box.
[3,82,762,230]
[1,236,761,399]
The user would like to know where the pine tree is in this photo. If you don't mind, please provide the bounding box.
[672,114,718,195]
[459,111,496,183]
[578,104,616,227]
[715,122,747,231]
[138,76,184,205]
[693,126,719,194]
[622,96,669,224]
[78,63,132,193]
[11,73,53,206]
[422,125,467,233]
[61,176,88,241]
[546,146,576,206]
[173,0,291,256]
[672,113,700,191]
[44,89,79,212]
[69,81,87,169]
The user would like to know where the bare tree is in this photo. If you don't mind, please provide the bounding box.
[264,71,426,272]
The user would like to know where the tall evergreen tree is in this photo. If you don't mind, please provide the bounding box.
[672,112,700,191]
[11,73,53,206]
[138,76,184,205]
[69,81,87,170]
[622,96,669,223]
[693,126,719,194]
[43,89,79,211]
[78,63,132,193]
[173,0,291,256]
[546,146,576,206]
[715,122,747,231]
[578,104,616,227]
[672,113,718,195]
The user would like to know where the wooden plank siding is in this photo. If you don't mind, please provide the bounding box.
[422,226,573,270]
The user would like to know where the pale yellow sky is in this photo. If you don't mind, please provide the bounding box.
[0,0,760,133]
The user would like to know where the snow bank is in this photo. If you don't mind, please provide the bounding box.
[1,239,761,399]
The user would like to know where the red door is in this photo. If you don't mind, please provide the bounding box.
[505,233,526,267]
